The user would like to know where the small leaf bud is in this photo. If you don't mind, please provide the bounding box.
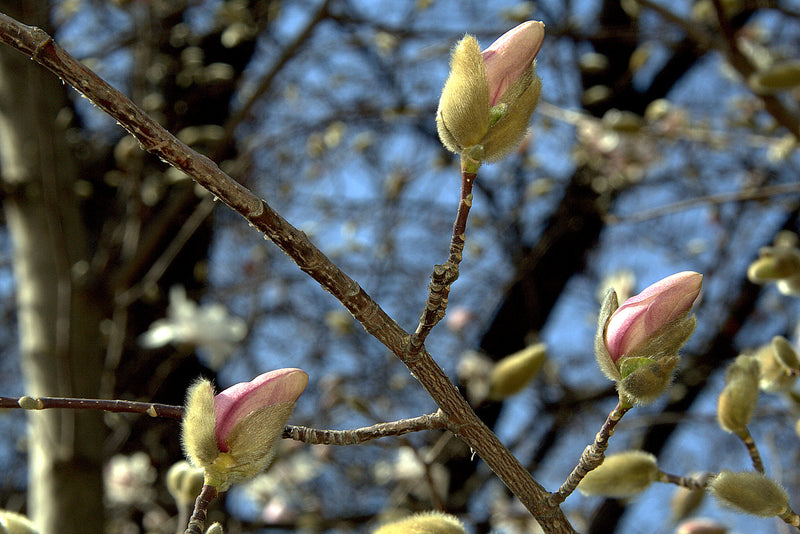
[205,523,223,534]
[709,470,789,517]
[166,460,205,506]
[487,342,547,400]
[373,511,466,534]
[17,396,43,410]
[577,450,659,498]
[717,355,759,434]
[0,510,39,534]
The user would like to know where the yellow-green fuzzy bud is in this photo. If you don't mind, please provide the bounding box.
[749,61,800,93]
[577,450,659,498]
[436,22,544,163]
[487,342,547,400]
[670,484,706,522]
[709,470,789,517]
[747,254,800,283]
[618,354,679,405]
[756,338,799,393]
[205,523,223,534]
[373,511,466,534]
[166,460,205,505]
[0,510,38,534]
[717,355,759,434]
[594,289,621,382]
[182,379,220,469]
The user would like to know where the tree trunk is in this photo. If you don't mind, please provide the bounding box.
[0,3,106,533]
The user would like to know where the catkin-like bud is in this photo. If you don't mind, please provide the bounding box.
[205,523,223,534]
[373,512,466,534]
[675,518,728,534]
[709,470,789,517]
[166,460,205,505]
[0,510,38,534]
[577,450,659,498]
[756,337,799,392]
[717,355,759,434]
[487,343,546,400]
[748,60,800,93]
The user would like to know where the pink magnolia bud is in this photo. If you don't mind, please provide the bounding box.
[214,368,308,452]
[482,21,545,106]
[605,271,702,362]
[181,368,308,489]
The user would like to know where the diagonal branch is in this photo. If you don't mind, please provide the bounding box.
[0,14,575,532]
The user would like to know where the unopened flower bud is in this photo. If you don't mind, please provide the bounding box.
[670,482,706,522]
[373,512,466,534]
[0,510,38,534]
[487,342,546,400]
[166,460,205,505]
[709,470,789,517]
[675,518,728,534]
[595,272,702,404]
[748,60,800,93]
[181,368,308,490]
[205,523,223,534]
[436,21,544,163]
[717,355,759,435]
[756,336,799,392]
[577,450,659,498]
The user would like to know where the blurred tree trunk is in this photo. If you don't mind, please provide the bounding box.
[0,3,107,533]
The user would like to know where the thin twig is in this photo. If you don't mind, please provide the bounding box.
[1,395,185,419]
[410,164,477,350]
[184,484,218,534]
[283,411,447,445]
[548,400,631,506]
[0,15,576,532]
[657,471,712,491]
[736,427,765,474]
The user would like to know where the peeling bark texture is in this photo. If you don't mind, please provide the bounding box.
[0,3,106,533]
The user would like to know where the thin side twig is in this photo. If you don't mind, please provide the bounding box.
[283,411,447,445]
[0,395,185,419]
[736,427,765,474]
[548,400,631,506]
[410,165,477,350]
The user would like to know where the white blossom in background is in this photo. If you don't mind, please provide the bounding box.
[139,286,247,369]
[104,452,157,506]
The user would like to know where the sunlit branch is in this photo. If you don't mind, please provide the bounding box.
[283,411,447,445]
[548,400,631,506]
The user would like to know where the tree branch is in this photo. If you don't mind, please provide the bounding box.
[0,13,576,532]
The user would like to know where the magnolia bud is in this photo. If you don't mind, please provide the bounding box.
[675,518,728,534]
[756,336,799,392]
[181,369,308,490]
[436,21,544,163]
[670,483,706,522]
[577,450,659,498]
[205,523,223,534]
[709,470,789,517]
[595,272,702,404]
[717,355,759,434]
[166,460,205,505]
[487,343,547,400]
[373,512,466,534]
[0,510,38,534]
[748,60,800,93]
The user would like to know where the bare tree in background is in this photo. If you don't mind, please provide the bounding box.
[0,1,799,533]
